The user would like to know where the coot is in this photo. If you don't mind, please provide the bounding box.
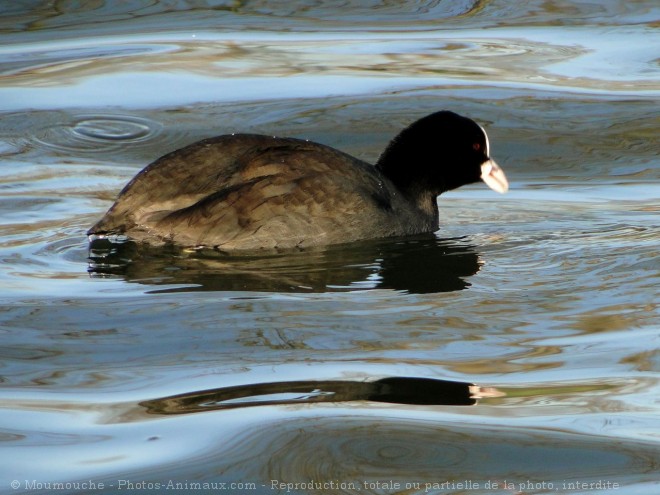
[88,110,508,250]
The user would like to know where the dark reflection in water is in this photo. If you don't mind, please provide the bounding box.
[141,377,478,414]
[88,234,481,293]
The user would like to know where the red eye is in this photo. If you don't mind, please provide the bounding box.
[473,143,481,151]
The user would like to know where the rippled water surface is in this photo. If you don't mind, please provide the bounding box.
[1,1,659,494]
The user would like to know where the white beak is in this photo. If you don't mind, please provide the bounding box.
[481,160,509,194]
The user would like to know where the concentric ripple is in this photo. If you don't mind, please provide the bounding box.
[32,114,162,153]
[238,416,656,491]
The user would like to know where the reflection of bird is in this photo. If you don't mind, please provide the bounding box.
[88,111,508,250]
[140,376,483,414]
[87,236,482,294]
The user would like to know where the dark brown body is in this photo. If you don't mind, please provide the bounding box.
[89,134,439,250]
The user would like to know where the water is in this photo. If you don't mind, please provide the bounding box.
[1,1,659,494]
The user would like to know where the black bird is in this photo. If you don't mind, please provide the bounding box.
[88,110,508,250]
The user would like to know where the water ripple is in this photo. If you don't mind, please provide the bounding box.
[237,415,657,491]
[32,115,162,153]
